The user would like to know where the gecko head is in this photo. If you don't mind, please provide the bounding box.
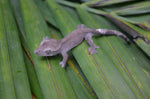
[34,36,62,56]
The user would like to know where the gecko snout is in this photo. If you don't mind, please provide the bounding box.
[34,49,39,55]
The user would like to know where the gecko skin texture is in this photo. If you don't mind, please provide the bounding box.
[34,24,129,68]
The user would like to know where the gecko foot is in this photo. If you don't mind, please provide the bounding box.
[59,61,65,68]
[88,46,100,55]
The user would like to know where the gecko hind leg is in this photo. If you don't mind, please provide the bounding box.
[85,33,100,55]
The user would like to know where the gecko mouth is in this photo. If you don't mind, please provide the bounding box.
[34,50,45,56]
[34,50,53,56]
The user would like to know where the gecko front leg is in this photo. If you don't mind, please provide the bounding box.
[85,33,100,55]
[59,52,68,68]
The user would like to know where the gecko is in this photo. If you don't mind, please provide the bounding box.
[34,24,129,68]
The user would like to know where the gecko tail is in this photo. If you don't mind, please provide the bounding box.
[96,29,130,42]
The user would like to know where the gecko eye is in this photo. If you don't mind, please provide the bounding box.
[45,50,51,55]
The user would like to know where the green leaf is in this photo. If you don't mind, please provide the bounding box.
[23,52,44,99]
[17,0,77,98]
[84,0,134,7]
[0,1,16,99]
[49,26,97,99]
[105,14,150,57]
[2,0,32,98]
[135,39,150,57]
[33,0,58,28]
[46,0,115,98]
[47,0,150,98]
[112,1,150,15]
[1,0,149,98]
[76,5,142,99]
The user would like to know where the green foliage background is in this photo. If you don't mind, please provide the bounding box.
[0,0,150,99]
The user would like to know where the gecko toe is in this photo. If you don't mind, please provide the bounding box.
[95,46,100,49]
[89,49,98,55]
[92,50,98,54]
[94,50,98,54]
[59,61,65,68]
[88,48,92,52]
[88,46,99,55]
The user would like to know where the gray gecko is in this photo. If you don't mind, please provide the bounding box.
[34,24,129,68]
